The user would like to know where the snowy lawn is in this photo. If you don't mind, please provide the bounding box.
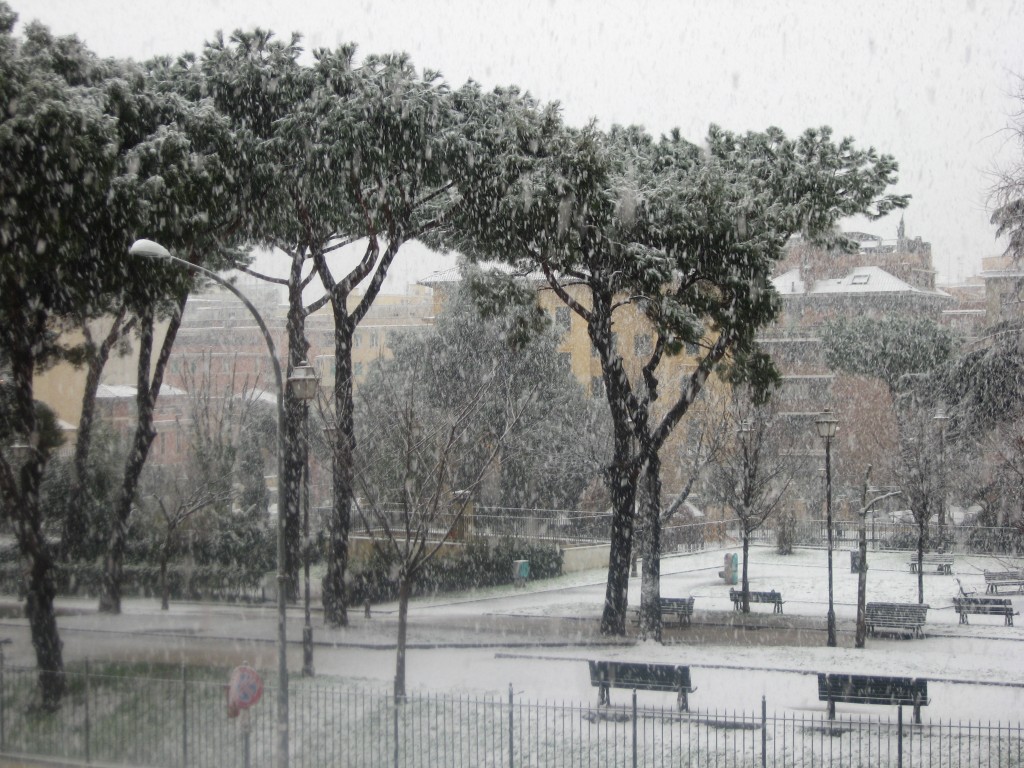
[334,545,1024,723]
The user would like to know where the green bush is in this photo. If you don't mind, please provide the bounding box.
[348,538,563,605]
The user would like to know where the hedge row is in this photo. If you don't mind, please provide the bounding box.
[350,539,563,605]
[0,563,265,602]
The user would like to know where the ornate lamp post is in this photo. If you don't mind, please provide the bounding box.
[934,408,949,539]
[129,239,291,768]
[815,408,839,648]
[288,361,318,677]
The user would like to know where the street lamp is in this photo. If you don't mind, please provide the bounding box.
[934,408,950,538]
[288,360,318,677]
[128,239,292,768]
[815,408,839,648]
[737,419,754,613]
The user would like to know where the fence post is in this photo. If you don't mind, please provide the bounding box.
[83,659,90,764]
[393,693,399,768]
[632,689,638,768]
[181,664,188,768]
[761,696,767,768]
[508,684,514,768]
[0,640,5,753]
[898,705,904,768]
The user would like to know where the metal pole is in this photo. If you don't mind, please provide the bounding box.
[825,435,836,647]
[632,689,638,768]
[130,244,290,768]
[761,695,767,768]
[0,641,5,752]
[302,403,314,677]
[508,684,514,768]
[898,705,904,768]
[84,660,91,765]
[393,694,399,768]
[181,664,187,768]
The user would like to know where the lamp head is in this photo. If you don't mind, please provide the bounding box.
[815,409,839,440]
[129,238,171,260]
[288,360,319,402]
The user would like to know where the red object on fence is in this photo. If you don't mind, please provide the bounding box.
[227,665,263,718]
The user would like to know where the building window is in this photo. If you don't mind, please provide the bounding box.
[354,361,364,376]
[634,333,653,357]
[591,376,604,398]
[852,274,870,285]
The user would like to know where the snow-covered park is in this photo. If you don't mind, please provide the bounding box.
[6,544,1022,725]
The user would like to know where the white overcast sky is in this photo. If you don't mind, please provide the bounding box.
[12,0,1024,285]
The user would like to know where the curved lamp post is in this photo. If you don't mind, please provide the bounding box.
[128,239,291,768]
[815,408,839,648]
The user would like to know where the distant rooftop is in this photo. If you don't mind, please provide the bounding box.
[773,266,949,298]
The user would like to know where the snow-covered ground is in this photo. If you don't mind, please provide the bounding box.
[3,545,1023,722]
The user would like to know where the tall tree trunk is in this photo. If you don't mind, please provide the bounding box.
[3,327,65,708]
[917,518,926,604]
[741,527,751,613]
[601,459,638,636]
[159,544,170,611]
[64,309,132,561]
[100,298,184,614]
[590,287,641,637]
[394,575,411,701]
[638,455,663,641]
[323,314,354,626]
[281,256,309,602]
[856,515,868,648]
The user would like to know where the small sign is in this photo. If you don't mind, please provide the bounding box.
[227,665,263,718]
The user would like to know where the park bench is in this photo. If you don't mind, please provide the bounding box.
[907,553,954,574]
[984,570,1024,594]
[588,660,696,711]
[865,602,928,638]
[817,673,929,724]
[953,596,1016,626]
[631,596,696,629]
[729,588,783,614]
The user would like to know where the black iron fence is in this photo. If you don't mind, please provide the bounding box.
[3,663,1021,768]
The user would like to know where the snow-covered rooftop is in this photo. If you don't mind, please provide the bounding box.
[96,384,187,398]
[775,266,951,298]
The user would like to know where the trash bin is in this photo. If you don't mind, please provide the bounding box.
[512,559,530,587]
[850,550,861,573]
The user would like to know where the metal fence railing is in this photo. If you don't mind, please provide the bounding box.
[3,663,1022,768]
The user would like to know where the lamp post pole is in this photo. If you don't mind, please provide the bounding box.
[934,408,949,540]
[816,409,839,648]
[288,362,319,678]
[129,239,291,768]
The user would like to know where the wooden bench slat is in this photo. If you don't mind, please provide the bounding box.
[588,660,696,711]
[984,570,1024,594]
[817,673,929,723]
[632,596,695,629]
[908,554,954,574]
[953,596,1015,626]
[865,602,928,638]
[729,589,783,614]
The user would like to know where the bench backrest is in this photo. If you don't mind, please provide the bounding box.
[984,570,1023,581]
[660,596,694,608]
[954,597,1012,610]
[588,661,691,692]
[729,589,780,602]
[817,674,927,706]
[865,602,928,623]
